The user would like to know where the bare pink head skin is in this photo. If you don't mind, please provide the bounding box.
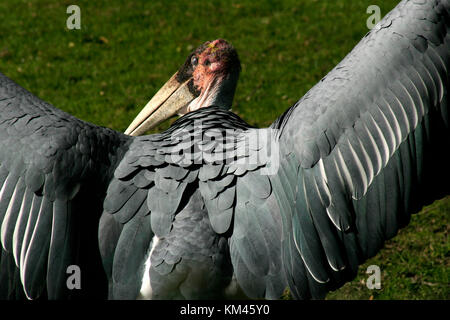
[178,39,241,114]
[125,39,240,136]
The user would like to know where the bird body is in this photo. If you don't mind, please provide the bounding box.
[0,0,449,300]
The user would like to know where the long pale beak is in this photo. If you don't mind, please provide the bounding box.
[125,73,196,136]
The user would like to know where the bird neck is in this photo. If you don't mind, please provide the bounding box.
[180,68,239,115]
[208,69,240,110]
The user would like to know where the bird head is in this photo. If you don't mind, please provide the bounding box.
[125,39,241,136]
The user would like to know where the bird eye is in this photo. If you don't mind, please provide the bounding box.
[191,55,198,67]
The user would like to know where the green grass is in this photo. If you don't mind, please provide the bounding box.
[0,0,448,299]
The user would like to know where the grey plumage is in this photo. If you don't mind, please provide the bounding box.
[0,0,449,300]
[0,72,130,299]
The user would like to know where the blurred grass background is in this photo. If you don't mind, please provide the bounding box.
[0,0,448,299]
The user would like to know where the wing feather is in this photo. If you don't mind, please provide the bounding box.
[1,177,26,252]
[264,0,450,298]
[0,72,131,299]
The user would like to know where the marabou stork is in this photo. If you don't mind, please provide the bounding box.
[0,0,449,300]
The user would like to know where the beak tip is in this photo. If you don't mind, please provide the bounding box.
[124,123,138,136]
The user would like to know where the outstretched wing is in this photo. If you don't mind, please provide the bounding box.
[0,72,131,299]
[264,0,449,298]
